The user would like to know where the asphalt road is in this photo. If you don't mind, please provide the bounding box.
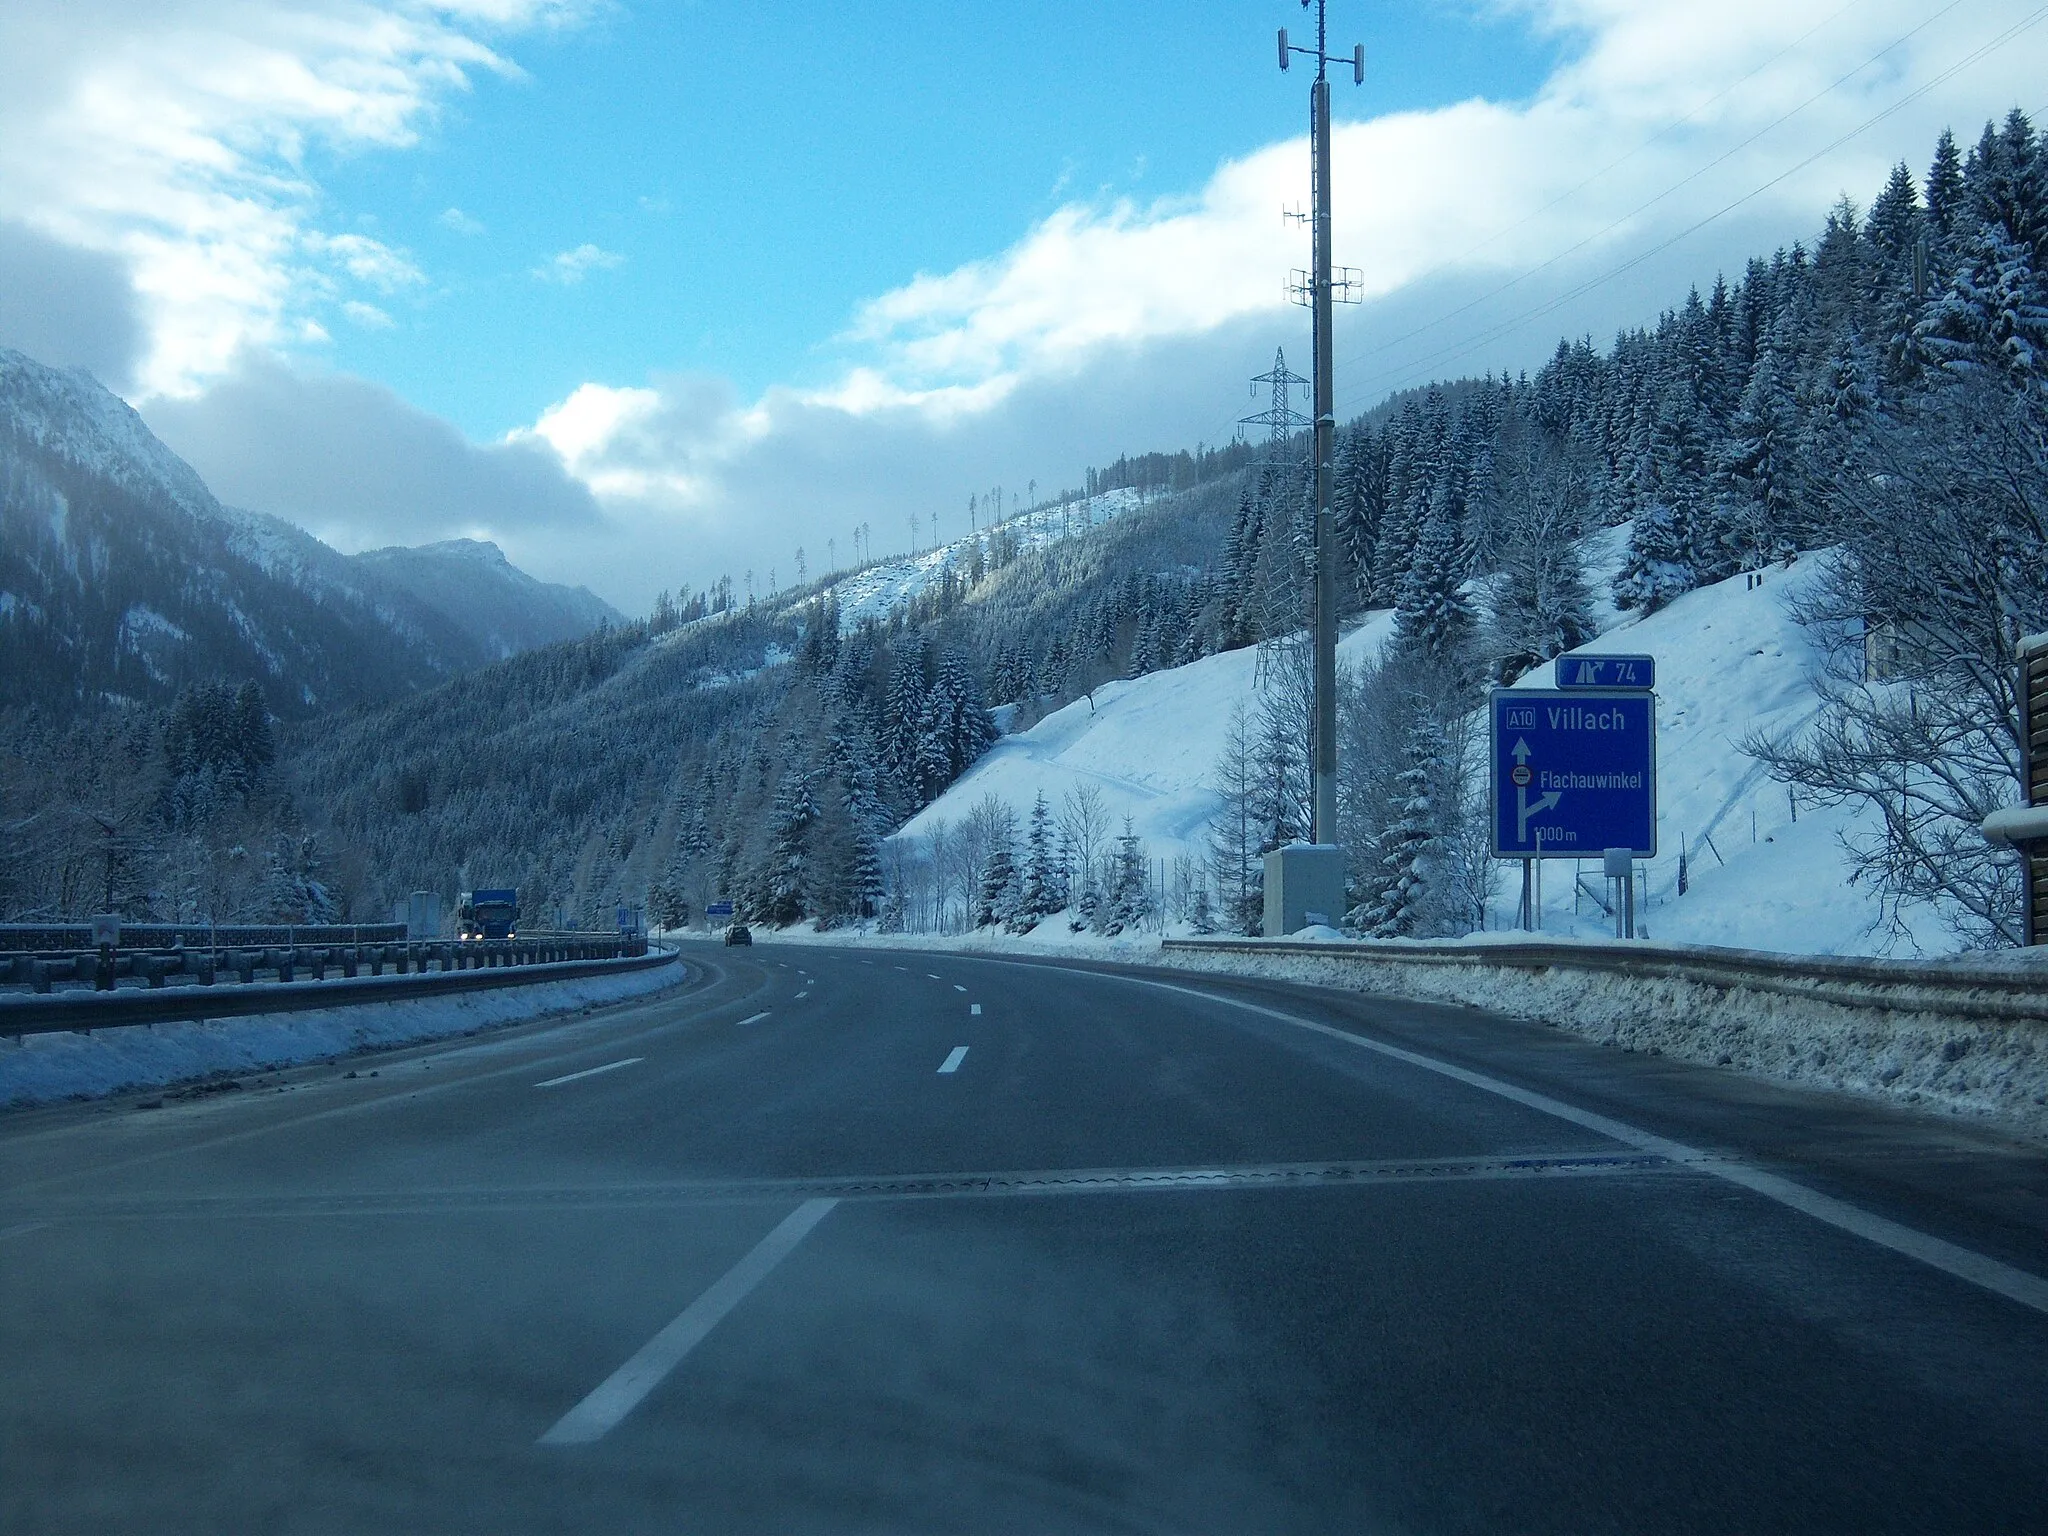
[3,940,2047,1534]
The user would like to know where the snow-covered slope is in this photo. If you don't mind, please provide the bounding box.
[899,534,1947,958]
[831,488,1147,631]
[895,611,1394,872]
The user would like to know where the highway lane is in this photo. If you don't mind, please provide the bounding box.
[2,940,2046,1532]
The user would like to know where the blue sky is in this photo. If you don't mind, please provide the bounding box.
[314,2,1565,440]
[4,1,2046,610]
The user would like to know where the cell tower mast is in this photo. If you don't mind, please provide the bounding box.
[1279,1,1363,845]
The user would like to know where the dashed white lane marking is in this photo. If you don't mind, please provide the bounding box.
[535,1058,643,1090]
[970,1004,982,1016]
[893,966,907,973]
[794,991,809,1000]
[953,984,967,992]
[926,973,942,981]
[736,1012,771,1027]
[1121,974,2048,1318]
[938,1046,969,1074]
[538,1198,838,1446]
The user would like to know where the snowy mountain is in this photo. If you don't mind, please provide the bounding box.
[350,539,618,659]
[0,346,618,714]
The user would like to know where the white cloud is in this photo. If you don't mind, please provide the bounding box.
[533,242,625,285]
[438,205,486,235]
[313,232,425,293]
[145,349,603,551]
[520,0,2048,612]
[834,0,2048,410]
[0,0,581,397]
[341,299,393,329]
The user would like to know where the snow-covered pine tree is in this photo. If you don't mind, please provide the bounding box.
[1015,791,1055,931]
[757,770,818,926]
[1391,494,1476,675]
[1097,817,1151,935]
[1372,395,1432,602]
[935,649,999,782]
[1207,700,1263,933]
[975,806,1019,928]
[1363,711,1445,938]
[1714,333,1807,571]
[1486,510,1596,684]
[849,827,884,922]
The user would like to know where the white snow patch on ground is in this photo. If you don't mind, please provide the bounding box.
[898,533,1955,958]
[895,608,1398,871]
[0,959,683,1109]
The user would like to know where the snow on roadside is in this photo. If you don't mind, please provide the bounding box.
[0,959,684,1109]
[1149,941,2048,1140]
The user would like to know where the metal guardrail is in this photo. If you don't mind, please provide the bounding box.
[0,923,407,953]
[0,933,658,1035]
[1159,935,2048,1025]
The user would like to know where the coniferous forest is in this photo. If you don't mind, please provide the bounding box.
[3,113,2044,946]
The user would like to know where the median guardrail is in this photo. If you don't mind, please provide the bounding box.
[0,922,407,952]
[0,934,666,1037]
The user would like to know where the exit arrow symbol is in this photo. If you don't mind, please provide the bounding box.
[1516,784,1562,842]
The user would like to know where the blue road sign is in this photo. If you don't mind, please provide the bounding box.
[707,900,734,919]
[1554,652,1656,690]
[1491,689,1657,858]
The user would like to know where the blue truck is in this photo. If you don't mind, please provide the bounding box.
[456,888,520,941]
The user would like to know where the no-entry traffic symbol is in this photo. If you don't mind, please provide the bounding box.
[1490,689,1657,858]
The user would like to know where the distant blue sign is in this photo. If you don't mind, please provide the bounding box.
[1491,689,1657,858]
[706,900,734,919]
[1554,653,1656,690]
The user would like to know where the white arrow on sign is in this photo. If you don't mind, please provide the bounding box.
[1516,782,1562,842]
[1512,737,1532,765]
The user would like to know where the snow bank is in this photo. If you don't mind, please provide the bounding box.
[1153,941,2048,1140]
[0,957,684,1110]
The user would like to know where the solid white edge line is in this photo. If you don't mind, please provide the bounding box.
[1123,974,2048,1317]
[938,1046,969,1074]
[736,1012,771,1026]
[534,1057,644,1090]
[538,1197,838,1446]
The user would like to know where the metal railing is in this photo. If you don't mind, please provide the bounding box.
[0,923,407,953]
[0,931,653,1024]
[1158,934,2048,1025]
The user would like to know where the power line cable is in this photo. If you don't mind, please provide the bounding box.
[1180,0,1939,459]
[1447,0,1872,271]
[1337,2,2048,408]
[1335,0,1971,380]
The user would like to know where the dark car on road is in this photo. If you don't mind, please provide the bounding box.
[723,923,752,946]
